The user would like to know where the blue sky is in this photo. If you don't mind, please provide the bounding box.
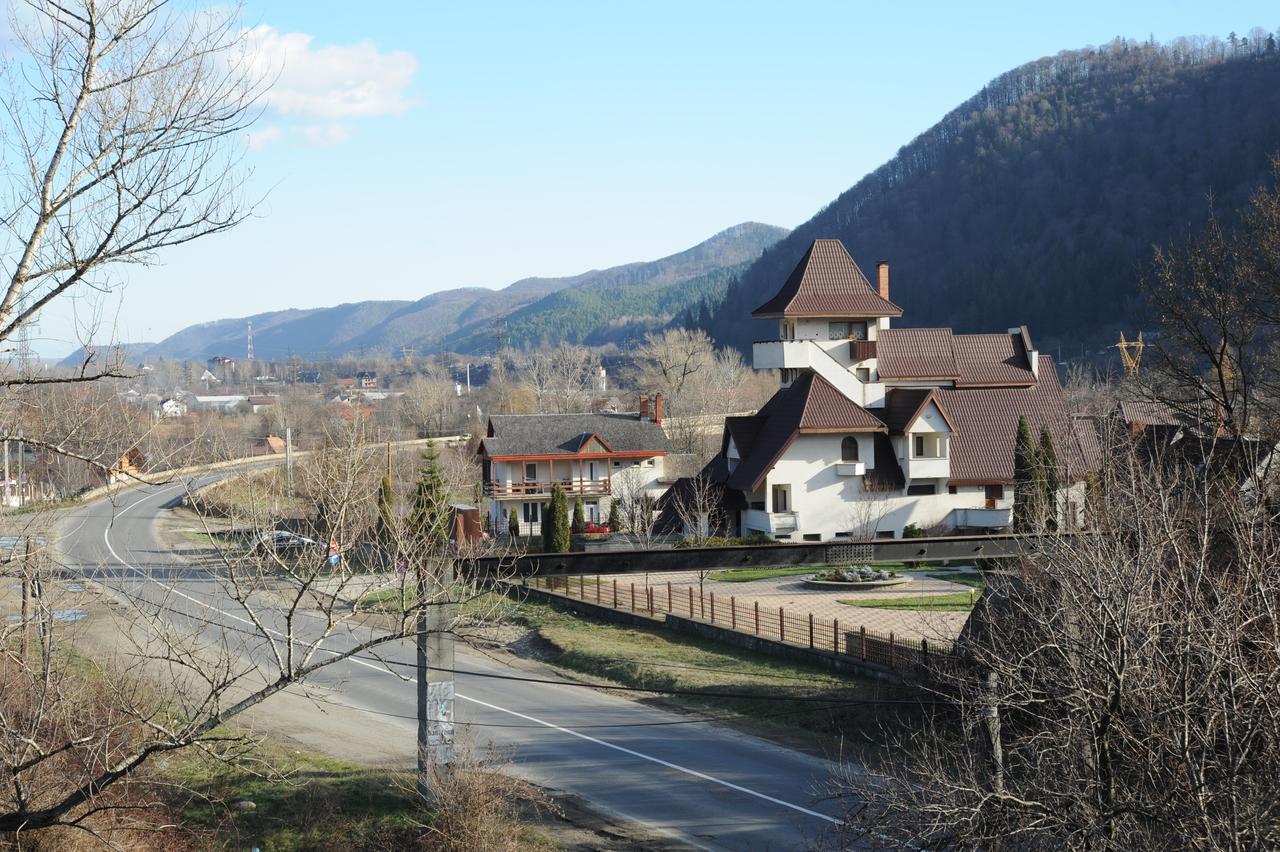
[29,1,1280,355]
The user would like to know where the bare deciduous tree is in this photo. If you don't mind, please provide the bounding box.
[834,438,1280,850]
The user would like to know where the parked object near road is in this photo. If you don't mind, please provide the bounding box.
[252,530,318,557]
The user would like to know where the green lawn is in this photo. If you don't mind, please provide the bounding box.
[839,591,979,612]
[496,590,917,757]
[928,571,986,589]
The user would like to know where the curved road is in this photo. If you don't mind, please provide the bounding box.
[58,481,847,850]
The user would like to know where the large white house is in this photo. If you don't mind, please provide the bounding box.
[705,238,1095,541]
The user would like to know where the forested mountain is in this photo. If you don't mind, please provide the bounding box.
[701,33,1280,360]
[142,222,785,360]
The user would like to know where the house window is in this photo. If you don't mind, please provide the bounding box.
[522,502,541,524]
[828,321,868,340]
[948,485,958,495]
[907,484,937,496]
[985,484,1005,501]
[585,500,600,522]
[771,484,790,512]
[524,462,537,480]
[803,533,821,542]
[841,436,859,462]
[913,435,925,457]
[855,367,871,382]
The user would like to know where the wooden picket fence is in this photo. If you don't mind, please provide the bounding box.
[527,575,953,673]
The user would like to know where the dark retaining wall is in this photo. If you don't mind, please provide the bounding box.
[473,532,1057,579]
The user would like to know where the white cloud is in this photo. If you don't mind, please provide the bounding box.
[244,25,417,119]
[246,126,283,150]
[301,124,351,146]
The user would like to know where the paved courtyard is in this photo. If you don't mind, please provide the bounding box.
[554,565,980,645]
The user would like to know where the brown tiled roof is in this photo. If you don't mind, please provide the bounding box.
[953,333,1036,387]
[1117,400,1180,427]
[936,356,1091,484]
[877,328,1037,386]
[724,372,885,492]
[752,239,902,318]
[879,388,955,434]
[797,373,887,432]
[875,328,957,379]
[1072,414,1103,475]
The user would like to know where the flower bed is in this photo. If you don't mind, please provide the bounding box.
[802,565,914,590]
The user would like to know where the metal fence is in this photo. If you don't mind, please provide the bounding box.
[526,575,954,673]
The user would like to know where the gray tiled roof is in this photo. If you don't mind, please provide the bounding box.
[480,412,672,457]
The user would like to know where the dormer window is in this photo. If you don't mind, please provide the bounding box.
[829,321,868,341]
[840,436,859,461]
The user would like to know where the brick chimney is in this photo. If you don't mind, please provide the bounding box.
[639,393,651,422]
[876,261,890,301]
[653,393,665,424]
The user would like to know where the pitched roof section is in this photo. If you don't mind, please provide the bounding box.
[1117,400,1181,428]
[876,328,1038,387]
[752,239,902,318]
[797,373,888,432]
[936,356,1090,484]
[480,412,671,458]
[724,372,886,492]
[876,328,957,379]
[953,333,1036,386]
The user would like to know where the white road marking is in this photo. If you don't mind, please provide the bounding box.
[97,483,842,831]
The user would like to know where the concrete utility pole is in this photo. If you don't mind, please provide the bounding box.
[284,427,294,497]
[416,556,456,798]
[16,429,23,508]
[4,438,9,506]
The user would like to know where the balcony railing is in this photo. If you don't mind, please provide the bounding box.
[484,479,612,498]
[850,339,877,362]
[952,507,1013,529]
[742,508,800,535]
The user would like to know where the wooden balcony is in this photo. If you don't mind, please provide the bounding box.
[850,339,877,362]
[484,479,612,498]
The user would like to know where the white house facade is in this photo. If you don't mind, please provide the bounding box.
[707,238,1095,541]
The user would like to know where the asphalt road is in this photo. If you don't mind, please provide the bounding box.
[57,481,849,851]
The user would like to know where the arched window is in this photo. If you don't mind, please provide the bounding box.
[841,436,859,462]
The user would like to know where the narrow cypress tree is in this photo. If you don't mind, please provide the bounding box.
[409,444,451,548]
[507,506,520,539]
[606,499,621,532]
[572,496,585,533]
[543,485,570,553]
[1038,425,1060,530]
[376,470,394,543]
[550,486,571,552]
[1013,416,1040,532]
[541,487,557,553]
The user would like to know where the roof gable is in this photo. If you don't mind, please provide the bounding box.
[724,372,885,492]
[880,388,956,434]
[752,239,903,318]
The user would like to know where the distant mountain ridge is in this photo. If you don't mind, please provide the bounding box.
[133,222,787,362]
[701,35,1280,358]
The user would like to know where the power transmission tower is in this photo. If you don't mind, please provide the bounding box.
[1115,332,1144,377]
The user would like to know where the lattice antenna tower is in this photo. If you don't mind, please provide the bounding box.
[246,321,254,362]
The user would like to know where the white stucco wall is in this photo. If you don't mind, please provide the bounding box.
[746,434,1018,540]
